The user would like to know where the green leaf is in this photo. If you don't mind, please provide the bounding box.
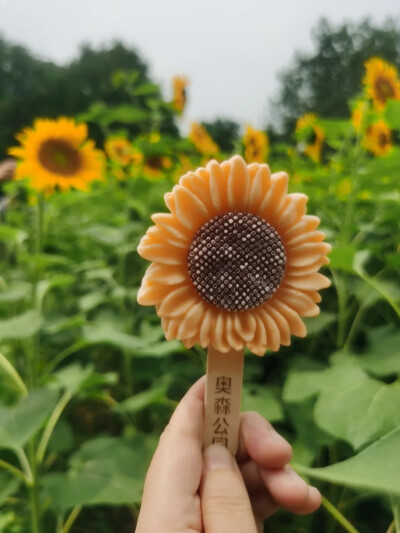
[0,388,59,450]
[385,99,400,130]
[353,382,400,449]
[314,377,386,448]
[83,325,145,351]
[116,386,166,414]
[359,325,400,376]
[78,291,108,312]
[318,119,352,141]
[133,339,183,357]
[283,364,366,404]
[0,310,42,341]
[134,82,160,96]
[82,225,126,246]
[100,105,148,126]
[36,275,75,306]
[53,363,117,396]
[329,245,356,272]
[0,283,31,304]
[283,369,326,403]
[0,225,27,245]
[297,426,400,495]
[41,434,156,511]
[47,419,74,454]
[303,312,336,335]
[242,385,284,422]
[20,253,71,270]
[42,314,85,335]
[0,472,20,505]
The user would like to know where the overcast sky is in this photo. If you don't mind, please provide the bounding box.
[0,1,399,131]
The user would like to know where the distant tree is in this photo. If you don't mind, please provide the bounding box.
[270,18,400,134]
[0,38,177,158]
[201,118,240,153]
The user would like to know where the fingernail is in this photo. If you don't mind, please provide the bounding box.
[204,444,235,471]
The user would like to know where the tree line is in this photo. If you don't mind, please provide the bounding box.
[1,17,399,158]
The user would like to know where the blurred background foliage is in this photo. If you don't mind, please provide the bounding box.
[0,15,399,533]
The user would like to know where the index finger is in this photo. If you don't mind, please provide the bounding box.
[236,411,292,467]
[143,376,206,498]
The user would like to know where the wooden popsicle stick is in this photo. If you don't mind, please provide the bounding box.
[203,345,244,455]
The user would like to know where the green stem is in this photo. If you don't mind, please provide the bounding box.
[15,447,33,484]
[0,351,28,396]
[27,440,40,533]
[46,340,87,373]
[390,495,400,533]
[321,495,360,533]
[0,459,27,483]
[344,305,366,351]
[61,505,82,533]
[36,390,71,465]
[332,270,347,349]
[386,521,395,533]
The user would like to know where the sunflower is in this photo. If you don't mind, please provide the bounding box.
[172,76,188,113]
[363,57,400,111]
[189,123,219,155]
[137,155,331,356]
[363,120,392,157]
[243,126,269,163]
[295,113,325,163]
[144,155,173,179]
[9,118,104,192]
[105,137,142,167]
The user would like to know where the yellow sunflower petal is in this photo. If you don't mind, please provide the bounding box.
[157,285,198,317]
[278,288,320,317]
[258,308,281,351]
[145,263,187,285]
[228,155,250,211]
[268,306,291,346]
[252,311,268,348]
[179,171,215,215]
[286,230,326,247]
[287,242,332,267]
[276,193,308,229]
[249,164,271,213]
[199,308,214,347]
[226,315,245,351]
[285,215,320,240]
[211,312,230,352]
[137,236,186,265]
[151,213,191,240]
[178,301,205,339]
[268,300,307,338]
[284,272,331,291]
[173,185,209,231]
[208,159,229,212]
[258,172,288,220]
[233,312,257,342]
[137,282,171,306]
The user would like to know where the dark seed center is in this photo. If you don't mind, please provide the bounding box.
[187,211,286,311]
[38,139,82,176]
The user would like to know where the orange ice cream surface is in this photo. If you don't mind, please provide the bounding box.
[137,155,331,356]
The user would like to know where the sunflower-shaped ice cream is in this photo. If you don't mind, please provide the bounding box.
[137,155,331,356]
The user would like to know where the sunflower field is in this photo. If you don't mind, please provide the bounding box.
[0,55,399,533]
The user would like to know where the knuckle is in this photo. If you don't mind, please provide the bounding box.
[203,494,251,518]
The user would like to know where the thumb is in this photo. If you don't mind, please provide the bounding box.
[200,444,258,533]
